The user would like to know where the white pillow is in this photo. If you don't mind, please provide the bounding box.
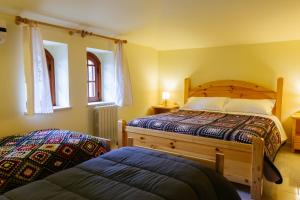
[181,97,229,111]
[224,98,275,115]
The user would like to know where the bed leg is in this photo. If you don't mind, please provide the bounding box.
[127,137,134,147]
[215,152,224,175]
[251,137,264,200]
[118,120,127,147]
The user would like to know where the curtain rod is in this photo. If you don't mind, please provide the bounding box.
[15,16,127,44]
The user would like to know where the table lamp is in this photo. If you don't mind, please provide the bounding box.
[162,91,170,106]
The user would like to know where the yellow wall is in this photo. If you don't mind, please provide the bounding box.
[118,43,159,120]
[0,13,159,136]
[159,41,300,139]
[1,12,300,140]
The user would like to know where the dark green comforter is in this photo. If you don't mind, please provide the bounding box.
[0,147,240,200]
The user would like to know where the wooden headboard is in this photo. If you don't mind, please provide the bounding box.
[184,78,283,120]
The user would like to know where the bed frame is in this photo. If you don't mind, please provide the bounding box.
[126,137,225,175]
[118,77,283,200]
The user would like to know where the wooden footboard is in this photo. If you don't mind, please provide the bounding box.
[118,120,264,200]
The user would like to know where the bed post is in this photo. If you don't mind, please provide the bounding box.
[105,139,111,150]
[118,120,127,147]
[184,77,191,103]
[251,137,264,200]
[276,77,283,121]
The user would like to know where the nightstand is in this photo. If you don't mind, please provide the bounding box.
[152,104,179,114]
[291,112,300,152]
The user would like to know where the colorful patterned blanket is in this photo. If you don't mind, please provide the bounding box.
[0,129,110,194]
[129,110,282,162]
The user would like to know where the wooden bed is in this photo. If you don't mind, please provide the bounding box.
[118,77,283,200]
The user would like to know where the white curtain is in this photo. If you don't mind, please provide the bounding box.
[31,26,53,113]
[114,42,133,106]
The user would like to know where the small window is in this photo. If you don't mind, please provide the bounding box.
[43,41,69,109]
[87,52,101,102]
[45,49,56,106]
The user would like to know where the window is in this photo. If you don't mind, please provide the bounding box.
[86,48,114,103]
[44,41,69,108]
[45,49,56,106]
[87,52,102,102]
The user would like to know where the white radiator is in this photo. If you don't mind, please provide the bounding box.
[94,104,118,145]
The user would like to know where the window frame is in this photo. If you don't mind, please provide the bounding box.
[45,49,56,106]
[87,52,102,102]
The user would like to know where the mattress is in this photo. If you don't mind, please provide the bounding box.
[0,147,241,200]
[128,110,285,183]
[0,129,110,194]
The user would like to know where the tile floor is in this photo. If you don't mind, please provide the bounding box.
[237,145,300,200]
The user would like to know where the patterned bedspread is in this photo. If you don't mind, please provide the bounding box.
[128,110,282,162]
[0,129,110,194]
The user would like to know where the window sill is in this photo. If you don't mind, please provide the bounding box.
[23,106,71,115]
[53,106,72,111]
[87,102,116,107]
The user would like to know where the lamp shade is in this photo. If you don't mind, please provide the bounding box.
[162,91,170,100]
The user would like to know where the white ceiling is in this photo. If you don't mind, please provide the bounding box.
[1,0,300,50]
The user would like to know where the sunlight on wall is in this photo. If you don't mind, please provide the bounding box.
[291,80,300,108]
[162,79,177,91]
[294,80,300,95]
